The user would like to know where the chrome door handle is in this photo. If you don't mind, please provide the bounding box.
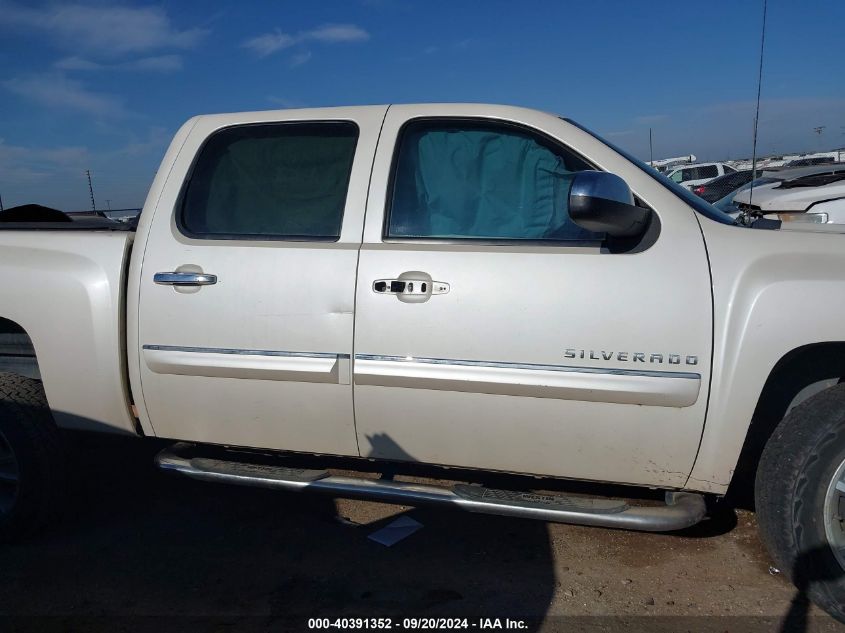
[373,279,449,295]
[154,272,217,286]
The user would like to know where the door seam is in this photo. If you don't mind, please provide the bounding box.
[350,104,392,457]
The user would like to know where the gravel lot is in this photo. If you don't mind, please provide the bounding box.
[0,435,840,632]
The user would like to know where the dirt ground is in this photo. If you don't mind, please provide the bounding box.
[0,435,841,632]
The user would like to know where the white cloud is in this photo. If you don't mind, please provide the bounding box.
[55,55,184,73]
[243,23,370,58]
[0,138,90,185]
[111,126,171,158]
[130,55,184,72]
[306,24,369,43]
[290,51,313,67]
[634,114,669,125]
[3,74,128,117]
[0,127,172,209]
[54,56,102,71]
[243,30,297,57]
[267,96,306,108]
[0,2,208,56]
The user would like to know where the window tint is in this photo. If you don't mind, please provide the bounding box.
[696,165,718,179]
[387,120,601,241]
[724,165,736,173]
[180,122,358,240]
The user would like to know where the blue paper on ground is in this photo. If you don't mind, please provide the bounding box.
[367,515,423,546]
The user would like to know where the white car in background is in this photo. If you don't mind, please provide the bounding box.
[714,164,845,215]
[666,162,736,189]
[732,167,845,224]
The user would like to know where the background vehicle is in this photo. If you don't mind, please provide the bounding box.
[691,169,753,202]
[1,104,845,622]
[733,167,845,223]
[665,162,736,189]
[784,156,836,167]
[649,154,697,173]
[714,164,845,215]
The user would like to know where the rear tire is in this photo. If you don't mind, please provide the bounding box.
[756,383,845,623]
[0,373,66,542]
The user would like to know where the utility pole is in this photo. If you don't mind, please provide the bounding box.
[840,126,844,162]
[86,169,96,212]
[813,126,825,150]
[105,199,111,210]
[0,192,4,212]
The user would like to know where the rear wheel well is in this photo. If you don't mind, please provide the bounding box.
[728,342,845,508]
[0,318,38,380]
[0,317,28,336]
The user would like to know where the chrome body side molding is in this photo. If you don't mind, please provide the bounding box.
[142,345,350,384]
[353,354,701,407]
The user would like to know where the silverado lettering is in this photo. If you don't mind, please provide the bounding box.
[564,348,699,366]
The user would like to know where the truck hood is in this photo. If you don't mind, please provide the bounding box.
[733,179,845,212]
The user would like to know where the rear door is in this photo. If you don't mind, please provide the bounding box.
[352,105,712,488]
[136,107,386,455]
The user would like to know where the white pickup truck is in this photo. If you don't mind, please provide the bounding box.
[1,104,844,621]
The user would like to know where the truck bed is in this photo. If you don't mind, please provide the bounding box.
[0,230,138,435]
[0,216,135,231]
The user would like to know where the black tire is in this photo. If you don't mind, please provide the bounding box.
[0,372,66,542]
[756,383,845,623]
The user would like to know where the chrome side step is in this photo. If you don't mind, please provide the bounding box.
[156,443,706,532]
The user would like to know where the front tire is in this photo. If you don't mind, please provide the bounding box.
[0,373,66,542]
[756,383,845,623]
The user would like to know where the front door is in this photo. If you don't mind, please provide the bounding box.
[137,107,386,455]
[352,105,712,488]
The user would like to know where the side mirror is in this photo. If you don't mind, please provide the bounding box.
[569,171,651,238]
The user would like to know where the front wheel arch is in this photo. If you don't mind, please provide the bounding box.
[728,342,845,508]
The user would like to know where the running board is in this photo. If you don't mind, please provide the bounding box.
[155,443,706,532]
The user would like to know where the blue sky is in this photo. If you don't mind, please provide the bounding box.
[1,0,844,210]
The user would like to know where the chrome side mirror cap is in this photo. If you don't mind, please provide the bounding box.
[569,170,651,238]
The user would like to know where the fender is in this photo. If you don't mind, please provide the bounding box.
[689,218,845,492]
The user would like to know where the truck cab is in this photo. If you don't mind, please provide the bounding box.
[126,105,713,488]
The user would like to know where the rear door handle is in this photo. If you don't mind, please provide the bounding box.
[154,272,217,286]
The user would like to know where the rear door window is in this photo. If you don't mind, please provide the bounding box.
[180,122,358,241]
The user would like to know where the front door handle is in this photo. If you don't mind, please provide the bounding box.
[373,278,449,296]
[154,272,218,286]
